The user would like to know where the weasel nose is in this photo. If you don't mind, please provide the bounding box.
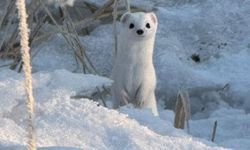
[136,29,144,35]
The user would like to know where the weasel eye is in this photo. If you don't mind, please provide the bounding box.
[129,23,134,29]
[146,23,150,29]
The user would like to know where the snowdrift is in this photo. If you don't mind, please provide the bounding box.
[0,69,225,150]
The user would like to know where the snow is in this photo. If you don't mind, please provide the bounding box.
[31,34,80,73]
[190,108,250,150]
[1,0,250,149]
[0,69,225,150]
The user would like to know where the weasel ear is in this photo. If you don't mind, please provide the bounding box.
[120,12,131,23]
[148,12,158,25]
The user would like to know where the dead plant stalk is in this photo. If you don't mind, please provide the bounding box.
[16,0,37,149]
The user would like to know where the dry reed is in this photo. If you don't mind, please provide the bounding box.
[16,0,37,149]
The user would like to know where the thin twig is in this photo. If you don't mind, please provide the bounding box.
[211,121,218,142]
[113,0,119,56]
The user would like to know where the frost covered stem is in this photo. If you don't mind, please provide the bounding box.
[16,0,37,149]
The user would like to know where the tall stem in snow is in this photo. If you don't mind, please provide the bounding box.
[16,0,37,149]
[113,0,119,56]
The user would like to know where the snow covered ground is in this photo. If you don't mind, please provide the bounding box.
[0,69,249,150]
[1,0,250,149]
[0,69,226,150]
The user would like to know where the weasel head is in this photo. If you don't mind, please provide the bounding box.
[120,12,158,40]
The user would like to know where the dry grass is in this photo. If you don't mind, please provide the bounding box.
[0,0,144,73]
[71,85,111,107]
[174,90,191,131]
[39,0,97,73]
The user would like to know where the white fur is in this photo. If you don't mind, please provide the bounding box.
[112,12,159,116]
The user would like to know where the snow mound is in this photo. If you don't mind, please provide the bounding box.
[0,69,225,150]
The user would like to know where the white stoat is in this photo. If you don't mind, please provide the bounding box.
[112,12,159,116]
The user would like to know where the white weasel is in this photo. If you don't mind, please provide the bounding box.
[112,12,159,116]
